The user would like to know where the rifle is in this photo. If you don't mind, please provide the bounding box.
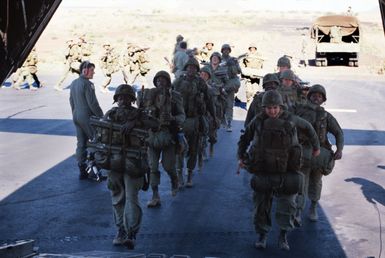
[164,56,174,71]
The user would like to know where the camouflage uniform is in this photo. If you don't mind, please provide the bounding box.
[12,48,40,90]
[69,62,103,178]
[172,58,215,186]
[221,44,242,131]
[241,44,264,108]
[121,44,150,86]
[294,85,344,222]
[101,84,159,249]
[78,34,93,62]
[55,39,82,91]
[238,90,320,250]
[199,41,215,64]
[244,73,280,127]
[100,42,120,93]
[142,71,185,207]
[277,69,306,112]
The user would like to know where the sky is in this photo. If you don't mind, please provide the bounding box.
[61,0,379,12]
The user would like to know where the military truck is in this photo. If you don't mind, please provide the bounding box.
[311,15,360,67]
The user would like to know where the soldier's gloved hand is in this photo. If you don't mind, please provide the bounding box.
[334,150,342,160]
[312,148,320,157]
[121,120,136,135]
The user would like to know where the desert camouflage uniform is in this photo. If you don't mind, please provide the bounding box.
[121,44,150,87]
[100,42,120,93]
[12,48,40,90]
[55,39,82,91]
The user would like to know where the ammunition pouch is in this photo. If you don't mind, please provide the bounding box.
[311,146,335,176]
[250,171,303,195]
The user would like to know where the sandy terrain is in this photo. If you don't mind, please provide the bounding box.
[31,3,385,89]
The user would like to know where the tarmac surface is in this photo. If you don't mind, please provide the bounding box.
[1,66,385,257]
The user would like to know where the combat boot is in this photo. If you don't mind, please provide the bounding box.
[186,170,193,188]
[278,230,290,251]
[171,175,179,197]
[309,201,318,222]
[255,233,267,249]
[177,169,184,188]
[209,143,214,157]
[78,163,88,180]
[294,210,302,227]
[147,186,161,208]
[122,234,135,250]
[112,227,127,246]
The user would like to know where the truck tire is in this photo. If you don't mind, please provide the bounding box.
[316,60,322,67]
[348,61,354,67]
[354,61,359,67]
[322,59,328,67]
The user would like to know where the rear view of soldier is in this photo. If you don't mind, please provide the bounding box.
[238,90,320,251]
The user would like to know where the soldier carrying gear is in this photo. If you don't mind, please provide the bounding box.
[100,42,120,93]
[144,70,186,207]
[220,43,242,132]
[199,41,215,64]
[238,90,320,251]
[278,69,306,112]
[293,84,343,225]
[277,56,291,69]
[173,57,216,187]
[12,48,41,90]
[89,83,159,249]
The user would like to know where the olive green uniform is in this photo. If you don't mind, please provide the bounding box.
[172,50,189,79]
[69,75,104,165]
[144,87,185,189]
[238,110,319,235]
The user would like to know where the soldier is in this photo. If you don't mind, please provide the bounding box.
[12,48,40,90]
[275,55,291,79]
[244,73,280,127]
[143,71,185,207]
[238,90,320,251]
[278,69,306,112]
[241,43,264,108]
[173,34,184,54]
[294,85,344,223]
[204,52,227,135]
[199,41,215,64]
[69,61,103,179]
[78,34,93,62]
[221,43,242,132]
[173,58,215,187]
[300,33,308,67]
[121,44,150,87]
[55,39,82,91]
[100,84,159,249]
[172,41,189,79]
[100,42,120,93]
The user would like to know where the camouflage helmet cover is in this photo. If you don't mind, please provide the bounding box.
[307,84,327,101]
[277,56,291,68]
[221,43,232,53]
[183,57,200,72]
[200,66,212,78]
[210,51,222,62]
[114,84,136,103]
[262,73,280,88]
[262,90,284,107]
[153,70,171,87]
[279,69,296,81]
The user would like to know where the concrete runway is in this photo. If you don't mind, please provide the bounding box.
[0,66,385,257]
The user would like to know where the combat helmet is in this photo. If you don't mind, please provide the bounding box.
[277,56,291,68]
[221,44,232,53]
[262,90,284,107]
[210,51,222,62]
[307,84,327,101]
[262,73,280,88]
[279,69,296,81]
[183,57,200,71]
[153,70,171,86]
[113,84,136,103]
[205,41,214,46]
[200,66,212,78]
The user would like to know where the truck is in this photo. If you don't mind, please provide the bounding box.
[311,15,360,67]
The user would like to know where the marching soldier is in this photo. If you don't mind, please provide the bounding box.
[294,84,344,224]
[142,71,185,207]
[241,43,264,108]
[221,44,242,132]
[173,58,215,187]
[78,34,93,62]
[55,39,82,91]
[122,44,150,86]
[199,41,215,64]
[172,41,189,79]
[277,69,306,112]
[98,84,159,249]
[238,90,320,251]
[100,42,120,93]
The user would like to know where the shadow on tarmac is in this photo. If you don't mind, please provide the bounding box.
[345,177,385,206]
[0,119,349,257]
